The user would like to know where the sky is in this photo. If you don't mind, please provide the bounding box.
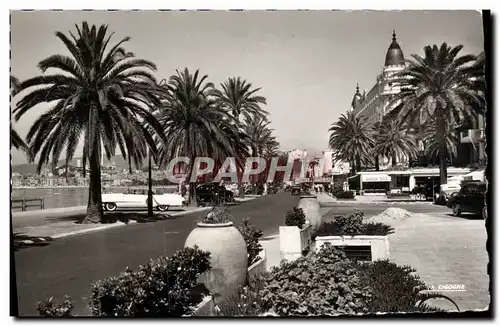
[10,10,485,165]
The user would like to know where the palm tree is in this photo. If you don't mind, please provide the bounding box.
[422,117,460,166]
[211,77,268,122]
[373,117,418,168]
[328,111,374,174]
[156,68,239,204]
[13,22,165,223]
[211,77,268,196]
[242,116,278,190]
[389,43,485,184]
[10,76,29,152]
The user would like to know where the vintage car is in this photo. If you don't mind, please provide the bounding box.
[102,189,186,212]
[446,181,486,217]
[196,183,234,206]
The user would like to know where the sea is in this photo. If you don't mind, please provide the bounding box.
[11,186,179,211]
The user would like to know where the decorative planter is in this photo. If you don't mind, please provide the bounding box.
[315,235,390,261]
[298,195,321,229]
[184,222,248,301]
[248,249,267,279]
[279,222,312,262]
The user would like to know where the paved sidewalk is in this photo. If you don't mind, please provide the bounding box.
[386,214,489,311]
[13,206,213,241]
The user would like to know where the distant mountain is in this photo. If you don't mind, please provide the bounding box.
[11,156,140,175]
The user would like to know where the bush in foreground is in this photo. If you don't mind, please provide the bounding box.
[37,296,74,317]
[257,244,372,316]
[285,207,306,229]
[89,246,211,317]
[214,244,459,316]
[237,218,264,266]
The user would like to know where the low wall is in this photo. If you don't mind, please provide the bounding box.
[315,235,390,261]
[279,223,312,262]
[248,249,267,279]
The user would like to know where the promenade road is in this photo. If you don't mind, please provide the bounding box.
[13,192,299,316]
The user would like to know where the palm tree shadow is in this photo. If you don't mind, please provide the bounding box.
[12,232,53,251]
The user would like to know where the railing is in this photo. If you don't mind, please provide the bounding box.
[11,197,45,211]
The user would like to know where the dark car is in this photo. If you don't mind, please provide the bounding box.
[196,183,234,206]
[446,181,486,217]
[291,186,302,196]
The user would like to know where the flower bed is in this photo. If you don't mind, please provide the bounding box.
[211,244,460,316]
[312,211,394,261]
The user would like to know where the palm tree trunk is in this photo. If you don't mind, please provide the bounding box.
[375,155,380,171]
[391,152,397,167]
[147,150,154,218]
[83,126,103,224]
[436,115,448,185]
[355,156,361,173]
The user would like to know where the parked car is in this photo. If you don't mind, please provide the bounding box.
[291,186,302,196]
[196,183,234,206]
[102,189,186,212]
[446,181,486,217]
[436,183,462,205]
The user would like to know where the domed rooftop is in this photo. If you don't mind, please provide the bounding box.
[384,30,405,67]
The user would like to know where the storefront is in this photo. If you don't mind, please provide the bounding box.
[348,172,391,195]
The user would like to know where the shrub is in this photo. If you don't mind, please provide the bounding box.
[237,218,264,266]
[37,296,74,317]
[332,190,355,199]
[313,219,394,237]
[357,260,459,313]
[362,222,394,236]
[214,276,267,316]
[285,207,306,229]
[257,243,372,316]
[89,246,211,317]
[331,211,364,236]
[203,205,233,224]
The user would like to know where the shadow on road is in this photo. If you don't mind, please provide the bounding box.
[13,233,54,251]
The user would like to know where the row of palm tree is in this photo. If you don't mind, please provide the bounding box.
[11,22,280,224]
[329,43,486,184]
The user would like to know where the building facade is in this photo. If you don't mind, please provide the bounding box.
[344,30,485,170]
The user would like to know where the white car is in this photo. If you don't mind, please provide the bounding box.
[102,190,186,212]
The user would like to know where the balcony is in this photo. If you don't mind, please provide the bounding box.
[460,129,485,144]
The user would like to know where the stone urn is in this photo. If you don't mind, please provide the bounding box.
[298,195,321,229]
[184,221,248,301]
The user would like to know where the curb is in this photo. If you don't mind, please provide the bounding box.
[327,201,435,205]
[51,220,138,239]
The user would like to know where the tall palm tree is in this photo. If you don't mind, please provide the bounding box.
[389,43,485,184]
[211,77,268,122]
[10,76,29,152]
[156,68,239,203]
[374,117,418,168]
[13,22,165,223]
[328,111,374,174]
[211,77,268,196]
[242,116,277,189]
